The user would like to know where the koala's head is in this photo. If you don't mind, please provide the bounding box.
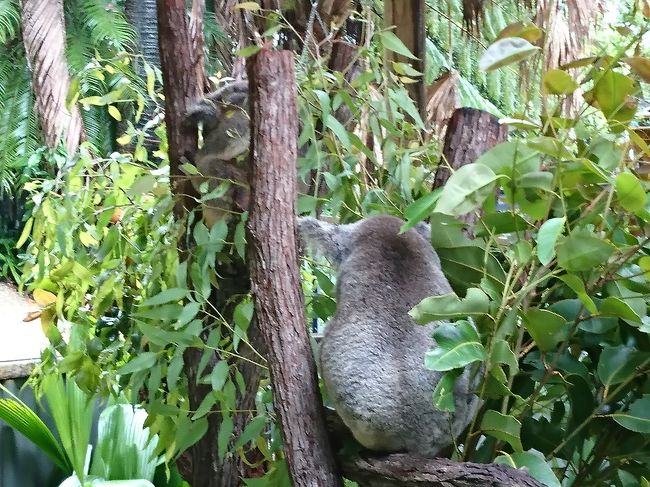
[185,80,250,139]
[297,215,436,270]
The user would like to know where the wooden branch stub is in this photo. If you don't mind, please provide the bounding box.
[342,454,546,487]
[433,108,508,190]
[247,48,343,487]
[433,107,508,233]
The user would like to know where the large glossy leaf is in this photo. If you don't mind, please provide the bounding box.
[611,395,650,433]
[42,374,94,483]
[424,320,487,371]
[432,370,461,412]
[543,69,578,95]
[591,70,639,125]
[615,172,647,212]
[0,384,70,473]
[495,451,561,487]
[89,404,159,481]
[479,37,540,72]
[556,230,615,272]
[597,346,650,388]
[536,217,565,266]
[480,410,523,452]
[434,164,499,216]
[495,21,543,43]
[436,246,506,295]
[523,309,567,352]
[411,288,490,323]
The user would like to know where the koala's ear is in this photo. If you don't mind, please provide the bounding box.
[412,221,444,269]
[297,217,354,268]
[413,222,431,243]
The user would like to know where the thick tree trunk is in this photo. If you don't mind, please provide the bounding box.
[156,3,217,486]
[156,0,202,221]
[247,49,343,487]
[341,454,545,487]
[20,0,84,154]
[384,0,426,118]
[433,108,508,231]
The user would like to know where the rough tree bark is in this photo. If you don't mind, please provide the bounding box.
[247,49,343,487]
[384,0,426,118]
[432,108,508,231]
[20,0,84,154]
[341,455,545,487]
[156,2,216,486]
[433,108,508,189]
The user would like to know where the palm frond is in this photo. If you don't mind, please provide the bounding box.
[75,0,136,51]
[0,0,20,44]
[0,47,39,197]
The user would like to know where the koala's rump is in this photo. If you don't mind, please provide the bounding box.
[320,315,447,453]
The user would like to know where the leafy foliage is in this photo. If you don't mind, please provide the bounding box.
[6,2,650,487]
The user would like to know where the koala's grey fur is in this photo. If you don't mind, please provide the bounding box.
[298,215,480,457]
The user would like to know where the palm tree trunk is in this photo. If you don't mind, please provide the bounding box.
[19,0,84,154]
[124,0,161,69]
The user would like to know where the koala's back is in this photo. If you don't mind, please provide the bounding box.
[319,215,478,457]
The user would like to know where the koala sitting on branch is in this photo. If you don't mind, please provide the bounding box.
[298,214,480,457]
[185,80,313,228]
[184,81,251,228]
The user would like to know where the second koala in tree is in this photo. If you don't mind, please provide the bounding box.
[185,81,251,227]
[298,215,480,457]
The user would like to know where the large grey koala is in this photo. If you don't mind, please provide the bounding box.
[298,214,480,457]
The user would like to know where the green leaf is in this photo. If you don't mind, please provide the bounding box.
[42,374,94,482]
[556,230,614,272]
[597,346,650,387]
[490,339,518,372]
[434,164,499,216]
[236,45,261,58]
[432,370,461,412]
[210,360,230,392]
[428,213,474,248]
[523,309,567,352]
[141,288,188,307]
[479,37,540,72]
[117,353,157,375]
[611,395,650,433]
[558,274,597,314]
[592,70,639,124]
[480,410,523,452]
[401,190,442,232]
[234,415,267,449]
[495,451,561,487]
[324,114,351,149]
[218,414,234,461]
[411,288,490,323]
[424,320,487,371]
[615,172,647,212]
[600,296,641,324]
[436,246,506,296]
[495,21,543,43]
[543,69,579,95]
[377,31,418,60]
[0,385,70,473]
[89,405,159,481]
[174,417,208,457]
